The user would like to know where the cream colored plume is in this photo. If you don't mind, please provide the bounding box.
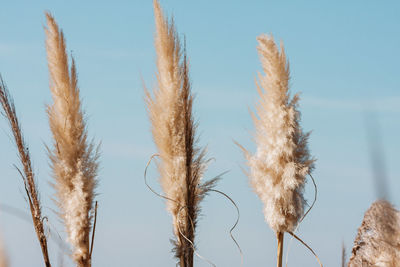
[145,1,218,265]
[45,13,99,267]
[239,34,314,233]
[349,200,400,267]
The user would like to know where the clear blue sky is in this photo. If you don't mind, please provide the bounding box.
[0,1,399,266]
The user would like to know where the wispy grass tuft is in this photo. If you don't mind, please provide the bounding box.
[0,76,52,267]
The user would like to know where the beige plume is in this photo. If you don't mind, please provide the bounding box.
[44,13,99,267]
[145,1,218,266]
[240,33,314,233]
[349,200,400,267]
[237,34,315,266]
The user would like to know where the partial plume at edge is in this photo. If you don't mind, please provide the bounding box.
[349,200,400,267]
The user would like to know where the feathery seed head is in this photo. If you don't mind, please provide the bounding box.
[241,34,314,233]
[45,12,99,266]
[349,200,400,267]
[146,1,218,264]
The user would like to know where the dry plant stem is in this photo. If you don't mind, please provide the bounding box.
[180,256,185,267]
[209,188,243,266]
[0,76,52,267]
[144,155,219,267]
[287,232,322,267]
[277,232,284,267]
[285,173,318,267]
[89,201,98,259]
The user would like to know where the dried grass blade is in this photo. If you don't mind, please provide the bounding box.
[0,75,52,267]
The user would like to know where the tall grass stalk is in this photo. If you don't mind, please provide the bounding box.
[44,13,99,267]
[0,76,52,267]
[145,1,218,266]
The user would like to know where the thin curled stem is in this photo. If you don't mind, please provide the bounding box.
[287,231,323,267]
[90,201,98,259]
[144,154,181,204]
[144,154,215,266]
[285,173,319,267]
[176,205,216,267]
[176,187,244,267]
[209,189,243,267]
[144,154,243,267]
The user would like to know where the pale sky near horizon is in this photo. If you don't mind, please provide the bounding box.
[0,1,399,266]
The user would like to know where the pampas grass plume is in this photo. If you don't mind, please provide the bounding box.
[44,13,99,267]
[239,34,315,234]
[145,1,218,266]
[349,200,400,267]
[237,34,315,267]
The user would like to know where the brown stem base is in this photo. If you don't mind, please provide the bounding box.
[277,232,284,267]
[180,255,185,267]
